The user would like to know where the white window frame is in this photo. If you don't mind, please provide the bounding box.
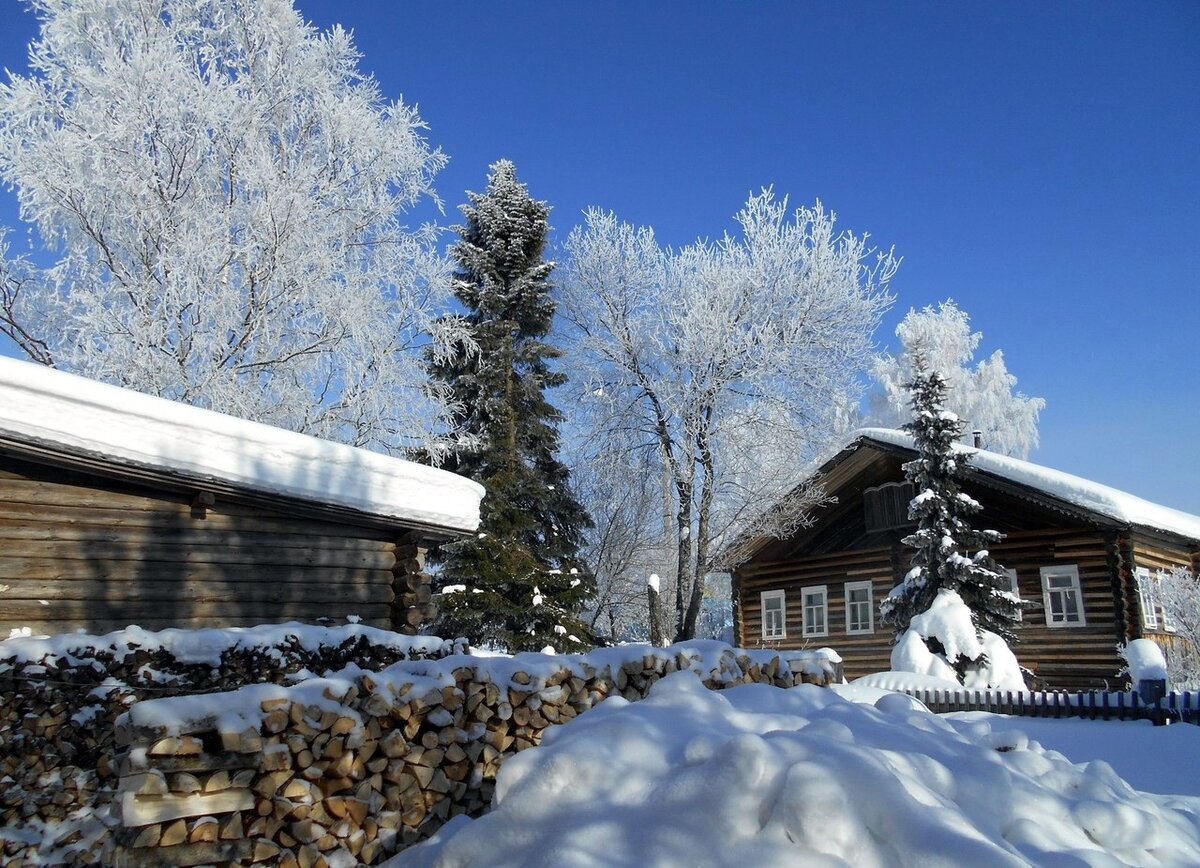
[1135,566,1158,630]
[802,585,828,638]
[844,580,874,635]
[760,590,786,640]
[1006,569,1022,622]
[1040,565,1086,628]
[1155,570,1178,633]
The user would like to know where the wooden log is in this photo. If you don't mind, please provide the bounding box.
[119,790,255,826]
[0,520,395,552]
[0,539,396,568]
[1,599,392,623]
[0,575,394,603]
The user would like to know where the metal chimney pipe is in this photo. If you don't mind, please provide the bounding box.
[973,430,983,448]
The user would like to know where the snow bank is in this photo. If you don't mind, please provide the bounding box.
[856,428,1200,541]
[0,356,484,531]
[0,620,455,668]
[395,672,1200,867]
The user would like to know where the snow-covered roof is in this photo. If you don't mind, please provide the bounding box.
[0,357,483,533]
[854,428,1200,542]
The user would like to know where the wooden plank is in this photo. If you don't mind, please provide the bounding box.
[0,483,396,541]
[120,789,254,825]
[0,577,393,604]
[0,558,394,584]
[0,446,461,542]
[0,599,392,623]
[0,540,395,568]
[0,520,395,552]
[1,614,393,636]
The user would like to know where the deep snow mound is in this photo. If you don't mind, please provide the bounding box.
[395,672,1200,868]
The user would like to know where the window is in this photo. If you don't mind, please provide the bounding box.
[761,590,786,640]
[1040,565,1086,627]
[1137,567,1178,633]
[1159,571,1178,633]
[1136,567,1158,630]
[802,586,828,638]
[844,580,874,634]
[1007,569,1022,622]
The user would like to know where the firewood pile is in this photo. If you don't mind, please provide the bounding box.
[0,625,464,866]
[113,644,841,867]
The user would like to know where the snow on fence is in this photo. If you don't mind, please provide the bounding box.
[898,687,1200,726]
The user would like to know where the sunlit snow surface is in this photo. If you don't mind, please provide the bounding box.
[393,672,1200,868]
[0,357,483,531]
[855,428,1200,541]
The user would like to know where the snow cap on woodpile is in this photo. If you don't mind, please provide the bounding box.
[856,428,1200,542]
[0,357,483,532]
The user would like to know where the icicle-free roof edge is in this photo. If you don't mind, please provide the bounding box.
[854,428,1200,543]
[0,357,483,533]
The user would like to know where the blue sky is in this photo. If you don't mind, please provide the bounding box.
[0,2,1196,512]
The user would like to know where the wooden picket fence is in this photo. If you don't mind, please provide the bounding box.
[896,687,1200,726]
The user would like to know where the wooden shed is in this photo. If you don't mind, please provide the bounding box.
[732,430,1199,689]
[0,358,484,636]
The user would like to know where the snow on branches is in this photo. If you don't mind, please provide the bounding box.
[0,0,460,454]
[881,361,1027,689]
[869,301,1045,458]
[562,190,896,641]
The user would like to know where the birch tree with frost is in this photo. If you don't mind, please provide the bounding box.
[562,191,897,640]
[868,301,1044,459]
[1154,567,1200,689]
[0,0,461,453]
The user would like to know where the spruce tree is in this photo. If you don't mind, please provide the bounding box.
[430,160,595,652]
[880,359,1025,648]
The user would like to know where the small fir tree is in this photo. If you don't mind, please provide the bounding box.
[431,160,595,652]
[880,360,1025,659]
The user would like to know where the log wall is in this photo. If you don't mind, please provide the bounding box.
[736,528,1131,689]
[1128,532,1199,667]
[0,457,412,635]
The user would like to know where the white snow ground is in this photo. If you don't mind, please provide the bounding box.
[392,672,1200,868]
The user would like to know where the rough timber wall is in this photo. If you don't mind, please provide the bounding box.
[737,528,1130,688]
[0,456,403,635]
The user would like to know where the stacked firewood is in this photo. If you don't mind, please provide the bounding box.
[116,646,841,867]
[0,626,463,866]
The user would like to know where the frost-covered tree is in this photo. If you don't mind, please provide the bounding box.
[0,0,460,452]
[1155,567,1200,689]
[563,190,896,641]
[869,301,1044,459]
[881,362,1027,688]
[431,161,594,653]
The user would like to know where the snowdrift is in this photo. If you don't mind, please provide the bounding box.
[396,672,1200,867]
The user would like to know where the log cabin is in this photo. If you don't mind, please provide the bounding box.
[732,429,1199,689]
[0,357,484,635]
